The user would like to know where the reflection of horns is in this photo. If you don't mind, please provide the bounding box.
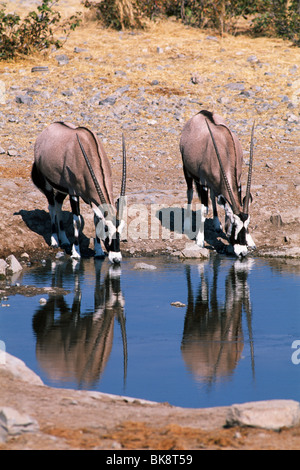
[118,309,128,388]
[76,134,107,206]
[205,119,240,215]
[243,121,255,214]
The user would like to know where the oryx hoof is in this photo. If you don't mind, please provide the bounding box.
[50,235,59,248]
[71,244,81,260]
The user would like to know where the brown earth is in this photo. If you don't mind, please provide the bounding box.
[0,0,299,450]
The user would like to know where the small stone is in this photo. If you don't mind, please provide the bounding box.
[286,113,299,123]
[205,35,218,41]
[226,83,245,91]
[74,47,87,53]
[55,54,69,65]
[171,301,186,308]
[39,298,47,305]
[31,66,49,73]
[181,243,210,259]
[114,70,127,77]
[5,255,22,274]
[99,95,117,106]
[61,89,73,97]
[247,55,258,63]
[7,149,17,156]
[15,94,33,105]
[0,407,39,436]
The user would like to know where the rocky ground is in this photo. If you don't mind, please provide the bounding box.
[0,0,299,450]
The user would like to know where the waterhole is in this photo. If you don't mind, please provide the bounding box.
[0,255,299,408]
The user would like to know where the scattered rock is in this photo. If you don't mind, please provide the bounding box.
[206,36,218,41]
[15,95,33,105]
[0,407,39,437]
[31,66,49,73]
[181,242,210,259]
[226,400,300,430]
[0,259,7,277]
[55,54,69,65]
[247,55,259,63]
[171,301,186,307]
[5,255,22,274]
[133,262,157,270]
[74,47,87,53]
[114,70,127,77]
[226,82,245,91]
[190,73,202,85]
[99,95,117,106]
[7,149,17,156]
[286,113,299,124]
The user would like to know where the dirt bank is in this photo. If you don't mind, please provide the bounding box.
[1,354,300,450]
[0,2,299,450]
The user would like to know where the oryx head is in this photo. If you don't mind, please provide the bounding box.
[206,119,255,258]
[77,134,126,264]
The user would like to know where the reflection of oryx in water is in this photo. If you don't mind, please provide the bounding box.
[32,259,127,388]
[181,257,254,385]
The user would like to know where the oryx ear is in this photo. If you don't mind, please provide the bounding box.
[217,195,226,208]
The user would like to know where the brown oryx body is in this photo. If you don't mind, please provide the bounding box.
[32,122,126,264]
[180,110,255,257]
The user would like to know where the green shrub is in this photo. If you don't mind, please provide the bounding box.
[251,0,300,45]
[83,0,144,30]
[83,0,299,44]
[0,0,81,60]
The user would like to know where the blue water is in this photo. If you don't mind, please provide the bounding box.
[0,255,299,408]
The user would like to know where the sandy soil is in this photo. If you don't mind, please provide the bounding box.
[0,1,299,450]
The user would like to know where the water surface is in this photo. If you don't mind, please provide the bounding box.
[0,255,299,408]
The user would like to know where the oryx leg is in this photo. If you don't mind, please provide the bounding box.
[53,192,70,247]
[183,166,193,233]
[92,205,106,258]
[70,196,82,259]
[31,163,63,248]
[195,182,208,247]
[94,214,105,258]
[211,190,222,233]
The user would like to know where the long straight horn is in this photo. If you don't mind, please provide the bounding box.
[117,134,127,222]
[205,119,239,215]
[120,133,126,197]
[76,134,107,206]
[243,121,255,214]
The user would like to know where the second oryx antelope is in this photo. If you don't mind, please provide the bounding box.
[31,122,127,264]
[180,110,255,257]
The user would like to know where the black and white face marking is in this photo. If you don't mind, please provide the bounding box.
[218,199,254,257]
[231,213,250,258]
[93,206,124,264]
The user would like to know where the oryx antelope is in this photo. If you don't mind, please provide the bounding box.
[31,122,127,264]
[180,110,255,257]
